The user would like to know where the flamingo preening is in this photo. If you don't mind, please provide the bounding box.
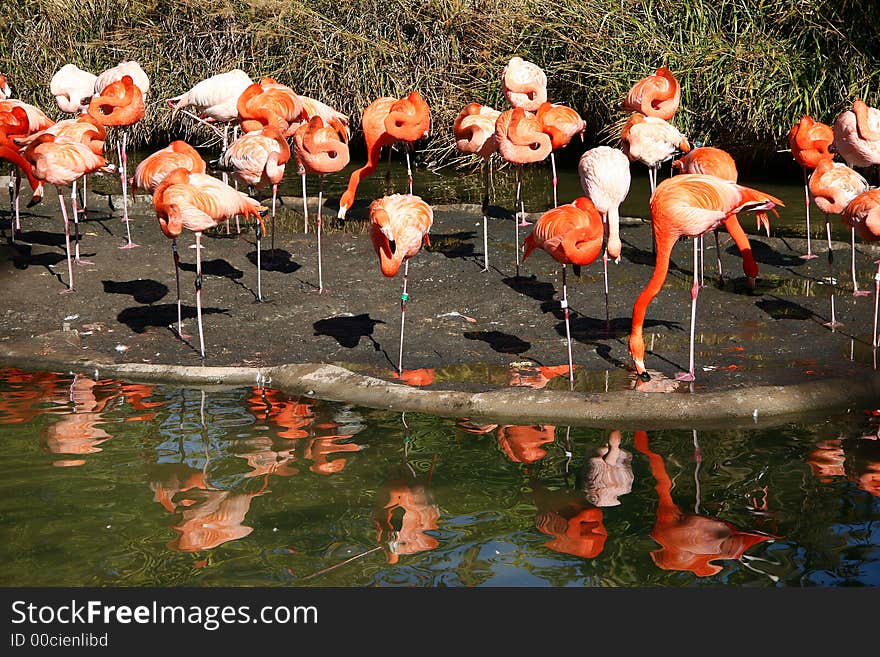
[622,66,681,121]
[788,115,834,259]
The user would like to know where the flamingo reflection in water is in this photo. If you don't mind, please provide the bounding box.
[373,450,440,565]
[580,430,634,508]
[42,375,117,467]
[807,431,880,497]
[0,368,61,425]
[532,480,608,560]
[634,431,773,576]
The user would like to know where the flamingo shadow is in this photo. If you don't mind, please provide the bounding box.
[425,231,477,260]
[117,303,228,333]
[754,297,815,321]
[463,330,531,354]
[502,274,556,302]
[246,248,301,274]
[102,279,169,305]
[313,313,387,349]
[740,239,805,268]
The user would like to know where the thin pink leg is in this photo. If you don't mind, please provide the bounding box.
[873,260,880,348]
[58,188,75,293]
[70,182,93,265]
[398,260,409,376]
[119,131,138,249]
[823,217,842,329]
[675,237,699,382]
[550,152,558,208]
[172,238,190,340]
[800,167,817,259]
[852,227,870,296]
[317,176,325,293]
[195,232,205,358]
[561,264,574,390]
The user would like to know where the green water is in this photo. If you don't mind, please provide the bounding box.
[0,368,877,587]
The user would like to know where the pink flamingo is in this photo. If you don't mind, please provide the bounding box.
[293,116,350,293]
[153,168,267,356]
[537,101,586,208]
[788,116,834,258]
[841,189,880,346]
[453,102,501,271]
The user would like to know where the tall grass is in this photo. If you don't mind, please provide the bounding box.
[2,1,878,174]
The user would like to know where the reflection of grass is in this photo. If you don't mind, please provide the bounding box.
[5,1,878,175]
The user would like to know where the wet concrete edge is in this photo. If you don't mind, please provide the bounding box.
[1,334,877,431]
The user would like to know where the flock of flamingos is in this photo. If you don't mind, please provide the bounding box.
[1,58,879,386]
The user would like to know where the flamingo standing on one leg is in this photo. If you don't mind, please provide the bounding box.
[495,107,552,273]
[21,134,110,292]
[152,168,267,358]
[842,189,880,347]
[0,107,44,238]
[629,174,783,382]
[621,112,690,197]
[293,116,350,293]
[15,113,107,259]
[453,102,500,271]
[501,56,547,112]
[368,194,433,376]
[621,66,681,121]
[809,159,870,326]
[537,101,586,208]
[788,115,834,259]
[132,140,207,337]
[671,146,760,289]
[88,73,146,248]
[50,64,98,116]
[337,91,430,221]
[218,125,291,299]
[522,197,605,389]
[578,145,631,327]
[832,100,880,296]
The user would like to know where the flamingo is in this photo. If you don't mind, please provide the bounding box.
[621,112,690,197]
[536,101,586,207]
[15,113,107,255]
[633,430,772,576]
[621,66,681,121]
[50,64,98,115]
[453,102,501,271]
[522,197,605,389]
[292,116,351,293]
[132,140,207,335]
[167,68,253,132]
[495,106,552,272]
[841,189,880,346]
[153,167,267,357]
[368,194,433,375]
[809,159,871,320]
[337,91,430,221]
[578,145,631,325]
[502,56,547,112]
[21,133,111,292]
[88,74,146,248]
[629,174,783,382]
[236,77,302,136]
[0,106,44,238]
[219,125,291,298]
[671,146,761,289]
[832,99,880,171]
[788,116,834,258]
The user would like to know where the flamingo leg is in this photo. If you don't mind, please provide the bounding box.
[221,124,230,234]
[80,174,88,223]
[674,237,700,382]
[698,233,705,287]
[873,260,880,348]
[119,131,138,248]
[550,151,558,208]
[481,158,490,272]
[823,216,842,329]
[270,182,277,254]
[254,212,263,302]
[602,215,610,331]
[514,166,522,275]
[852,226,870,296]
[70,182,92,265]
[714,228,725,283]
[561,264,574,391]
[233,125,241,233]
[317,175,324,293]
[405,144,413,196]
[171,238,189,340]
[800,166,817,259]
[58,187,74,293]
[398,259,409,376]
[194,232,205,358]
[301,171,308,234]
